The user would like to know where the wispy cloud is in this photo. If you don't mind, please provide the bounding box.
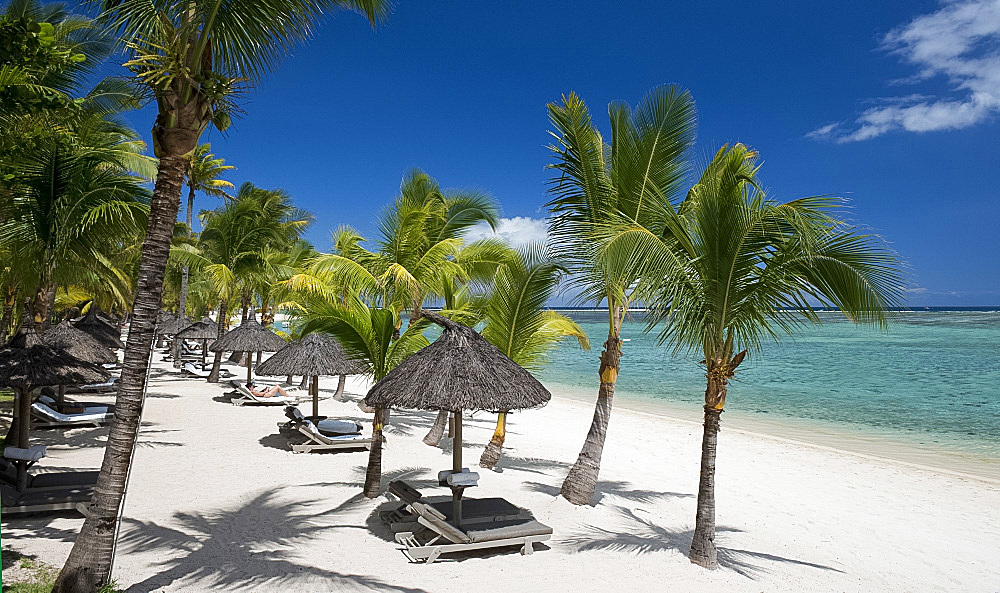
[809,0,1000,142]
[464,216,549,247]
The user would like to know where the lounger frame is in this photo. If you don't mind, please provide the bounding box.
[395,516,550,563]
[290,425,371,453]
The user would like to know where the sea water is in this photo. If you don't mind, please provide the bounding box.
[536,308,1000,464]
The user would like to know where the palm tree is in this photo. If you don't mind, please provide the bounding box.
[300,296,430,497]
[545,86,696,505]
[475,245,589,468]
[179,143,234,317]
[1,1,153,331]
[173,183,309,382]
[640,144,903,569]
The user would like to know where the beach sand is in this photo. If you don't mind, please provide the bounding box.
[3,354,1000,592]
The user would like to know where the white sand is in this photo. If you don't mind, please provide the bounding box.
[4,354,1000,592]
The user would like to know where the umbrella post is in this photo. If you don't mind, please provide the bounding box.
[201,339,206,367]
[16,386,31,491]
[452,409,463,525]
[57,384,66,406]
[246,351,253,385]
[311,376,320,418]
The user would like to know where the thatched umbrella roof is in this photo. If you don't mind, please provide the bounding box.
[362,311,550,525]
[157,313,192,336]
[256,333,361,377]
[40,321,118,365]
[1,328,110,388]
[72,308,124,350]
[209,317,286,354]
[363,311,551,413]
[175,317,219,339]
[0,322,109,491]
[257,332,363,417]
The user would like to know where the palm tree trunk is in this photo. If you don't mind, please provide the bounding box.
[560,306,624,505]
[363,407,388,497]
[52,153,187,593]
[207,299,228,383]
[689,354,738,570]
[0,286,16,341]
[178,184,195,318]
[298,375,309,389]
[333,374,346,401]
[690,404,722,569]
[423,409,450,446]
[479,411,506,469]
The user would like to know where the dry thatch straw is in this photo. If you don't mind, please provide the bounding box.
[209,317,286,354]
[156,311,191,336]
[175,317,219,340]
[72,308,124,350]
[41,321,118,365]
[363,310,551,413]
[1,327,110,388]
[255,333,362,377]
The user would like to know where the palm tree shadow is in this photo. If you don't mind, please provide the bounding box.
[562,505,844,579]
[522,480,692,505]
[118,487,431,593]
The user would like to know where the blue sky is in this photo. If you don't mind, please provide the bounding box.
[110,1,1000,306]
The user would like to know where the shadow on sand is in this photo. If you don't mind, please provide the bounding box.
[561,505,844,579]
[117,487,432,593]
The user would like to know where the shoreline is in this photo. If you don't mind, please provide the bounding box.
[544,382,1000,483]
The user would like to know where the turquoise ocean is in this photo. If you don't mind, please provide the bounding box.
[535,308,1000,467]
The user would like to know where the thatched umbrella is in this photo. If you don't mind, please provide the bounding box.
[174,317,219,366]
[0,318,109,490]
[40,321,118,405]
[209,316,286,385]
[157,313,192,367]
[363,310,550,524]
[256,332,363,417]
[72,307,124,350]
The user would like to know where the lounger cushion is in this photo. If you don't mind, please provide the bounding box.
[429,497,525,524]
[30,470,101,489]
[32,402,108,423]
[462,518,554,543]
[1,483,93,508]
[317,419,363,435]
[388,480,423,504]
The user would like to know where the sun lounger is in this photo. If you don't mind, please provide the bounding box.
[290,420,371,453]
[0,459,99,491]
[229,380,298,406]
[65,377,118,394]
[30,402,111,428]
[1,483,92,515]
[380,480,528,531]
[182,362,212,378]
[394,499,552,563]
[278,405,363,435]
[37,394,115,415]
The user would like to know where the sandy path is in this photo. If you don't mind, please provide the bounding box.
[3,354,999,592]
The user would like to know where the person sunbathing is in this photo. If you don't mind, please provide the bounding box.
[247,383,290,398]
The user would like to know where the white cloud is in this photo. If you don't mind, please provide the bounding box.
[464,216,549,248]
[810,0,1000,142]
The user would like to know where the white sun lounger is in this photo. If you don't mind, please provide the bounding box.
[291,420,371,453]
[65,377,118,394]
[182,362,212,378]
[31,402,111,428]
[394,501,552,563]
[229,380,298,406]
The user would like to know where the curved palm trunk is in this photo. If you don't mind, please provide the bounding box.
[207,300,228,382]
[363,407,388,497]
[560,306,624,505]
[479,411,507,469]
[52,154,187,593]
[333,374,347,401]
[298,375,309,389]
[178,184,195,318]
[423,409,450,446]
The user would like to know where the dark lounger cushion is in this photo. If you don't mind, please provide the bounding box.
[462,518,553,543]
